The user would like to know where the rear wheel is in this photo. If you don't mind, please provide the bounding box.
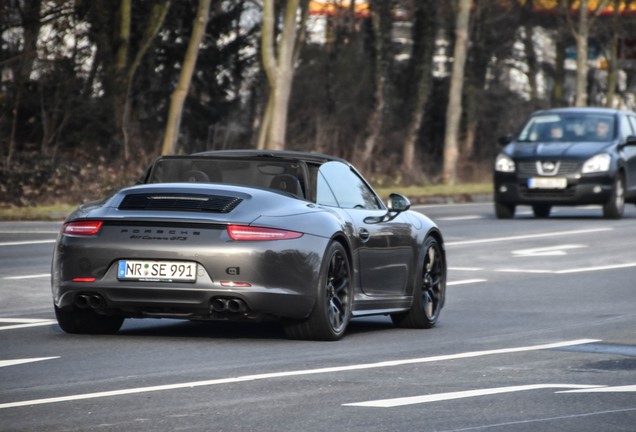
[532,204,551,218]
[391,237,445,329]
[54,304,124,334]
[603,174,625,219]
[284,242,352,341]
[495,202,515,219]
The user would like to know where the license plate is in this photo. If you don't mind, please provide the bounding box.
[118,260,197,282]
[528,177,567,189]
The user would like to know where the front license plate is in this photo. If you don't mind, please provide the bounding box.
[118,260,197,282]
[528,177,567,189]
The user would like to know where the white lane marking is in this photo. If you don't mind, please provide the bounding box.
[496,262,636,275]
[436,216,483,221]
[0,230,59,234]
[557,262,636,274]
[446,228,613,247]
[0,318,57,331]
[4,273,51,280]
[512,245,586,257]
[0,339,599,410]
[558,385,636,393]
[344,384,604,407]
[448,279,487,286]
[0,240,56,247]
[0,357,60,368]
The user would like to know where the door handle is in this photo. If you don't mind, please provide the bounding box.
[358,228,370,241]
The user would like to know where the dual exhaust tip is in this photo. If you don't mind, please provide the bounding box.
[75,293,105,310]
[211,297,247,313]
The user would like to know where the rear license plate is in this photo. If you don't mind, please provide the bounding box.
[528,177,567,189]
[117,260,197,282]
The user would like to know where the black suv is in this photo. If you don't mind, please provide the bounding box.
[494,107,636,219]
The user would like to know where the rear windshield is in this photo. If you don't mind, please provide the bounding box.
[517,113,615,143]
[146,156,309,199]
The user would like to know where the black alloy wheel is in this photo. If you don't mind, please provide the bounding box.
[284,242,352,341]
[54,304,124,334]
[603,173,625,219]
[392,236,445,329]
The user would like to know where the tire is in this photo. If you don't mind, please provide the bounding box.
[495,202,515,219]
[603,174,625,219]
[54,304,124,335]
[284,242,352,341]
[532,204,551,218]
[391,236,445,329]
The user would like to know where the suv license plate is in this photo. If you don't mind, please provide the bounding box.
[118,260,197,282]
[528,177,567,189]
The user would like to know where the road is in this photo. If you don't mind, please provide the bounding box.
[1,204,635,431]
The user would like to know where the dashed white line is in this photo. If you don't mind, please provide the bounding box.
[4,273,51,280]
[448,279,487,286]
[0,339,599,410]
[0,318,57,331]
[436,216,484,221]
[446,228,613,247]
[0,240,56,247]
[0,357,60,368]
[344,384,604,407]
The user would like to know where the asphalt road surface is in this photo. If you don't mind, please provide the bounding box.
[1,203,635,431]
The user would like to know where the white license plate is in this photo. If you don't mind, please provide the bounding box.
[528,177,567,189]
[117,260,197,282]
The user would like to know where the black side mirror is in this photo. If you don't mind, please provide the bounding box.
[498,134,513,146]
[625,135,636,146]
[387,193,411,212]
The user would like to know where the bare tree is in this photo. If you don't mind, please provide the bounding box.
[442,0,471,185]
[258,0,309,150]
[360,0,392,169]
[161,0,211,155]
[401,0,439,178]
[561,0,609,107]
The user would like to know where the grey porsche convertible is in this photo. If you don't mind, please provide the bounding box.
[52,150,446,340]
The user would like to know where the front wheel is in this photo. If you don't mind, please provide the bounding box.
[284,242,352,341]
[392,236,445,329]
[603,174,625,219]
[532,204,551,218]
[54,304,124,335]
[495,202,515,219]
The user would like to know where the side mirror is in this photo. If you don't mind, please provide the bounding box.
[387,193,411,212]
[497,134,513,146]
[625,135,636,146]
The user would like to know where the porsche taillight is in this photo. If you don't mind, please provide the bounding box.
[227,225,303,241]
[63,220,103,236]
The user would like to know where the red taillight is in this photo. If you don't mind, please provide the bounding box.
[72,277,96,283]
[227,225,303,241]
[63,221,103,236]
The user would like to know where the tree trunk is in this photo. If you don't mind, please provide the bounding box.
[605,0,620,108]
[258,0,308,151]
[6,0,42,167]
[161,0,211,155]
[442,0,471,185]
[361,0,392,168]
[401,0,439,177]
[574,0,589,107]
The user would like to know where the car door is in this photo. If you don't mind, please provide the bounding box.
[316,161,415,296]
